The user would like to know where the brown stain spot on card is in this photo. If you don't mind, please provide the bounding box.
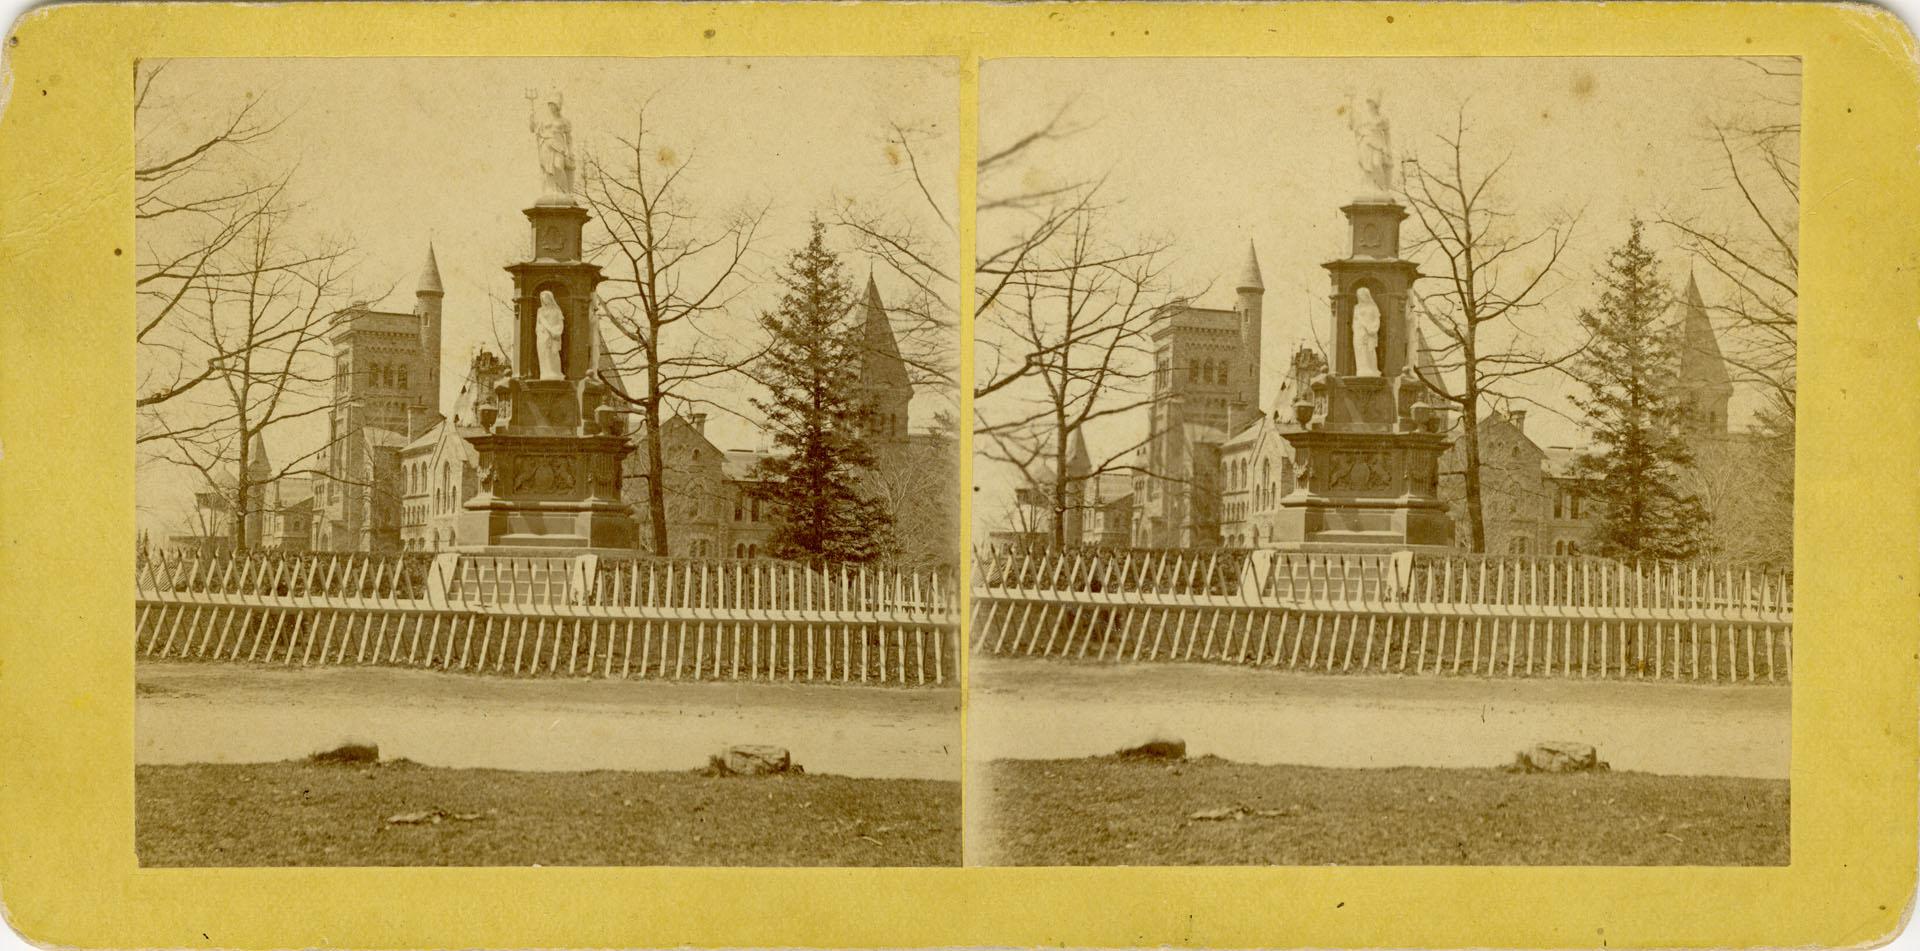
[1336,103,1348,117]
[1385,14,1395,23]
[1540,110,1551,121]
[657,147,677,167]
[114,247,122,256]
[884,143,902,167]
[1572,72,1596,98]
[703,28,716,39]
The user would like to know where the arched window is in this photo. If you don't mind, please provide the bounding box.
[1219,363,1230,385]
[1188,361,1200,383]
[748,544,758,559]
[398,366,408,389]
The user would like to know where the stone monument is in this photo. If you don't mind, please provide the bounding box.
[1270,102,1454,551]
[455,93,637,552]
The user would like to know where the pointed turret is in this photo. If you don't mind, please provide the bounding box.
[415,242,444,418]
[243,431,272,547]
[1235,241,1266,414]
[1674,271,1732,435]
[1067,427,1092,479]
[245,431,272,482]
[416,243,445,297]
[1235,240,1264,292]
[856,274,913,443]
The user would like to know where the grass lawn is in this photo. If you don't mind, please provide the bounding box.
[137,760,960,867]
[979,756,1788,866]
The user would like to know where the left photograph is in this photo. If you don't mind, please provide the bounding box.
[131,57,962,867]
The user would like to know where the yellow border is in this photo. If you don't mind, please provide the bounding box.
[3,2,1917,947]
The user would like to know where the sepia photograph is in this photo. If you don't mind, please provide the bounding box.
[969,56,1797,866]
[131,56,962,867]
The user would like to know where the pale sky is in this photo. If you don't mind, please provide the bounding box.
[136,57,958,538]
[974,56,1799,535]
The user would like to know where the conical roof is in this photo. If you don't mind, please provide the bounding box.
[1675,272,1732,394]
[1235,240,1264,292]
[416,243,444,296]
[245,431,272,479]
[1067,428,1092,477]
[858,275,912,392]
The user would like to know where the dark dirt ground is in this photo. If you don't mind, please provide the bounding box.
[137,759,960,867]
[976,756,1788,866]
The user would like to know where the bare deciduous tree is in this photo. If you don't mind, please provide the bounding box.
[832,119,960,394]
[579,105,767,555]
[1657,58,1799,418]
[135,61,295,417]
[143,198,360,551]
[977,207,1182,547]
[1401,110,1579,552]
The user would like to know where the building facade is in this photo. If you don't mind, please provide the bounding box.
[311,246,444,552]
[1131,243,1267,548]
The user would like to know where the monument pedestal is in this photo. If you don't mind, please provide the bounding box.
[1268,194,1456,552]
[455,198,636,555]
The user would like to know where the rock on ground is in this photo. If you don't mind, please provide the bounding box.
[1506,741,1610,773]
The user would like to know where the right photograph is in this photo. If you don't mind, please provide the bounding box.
[969,57,1796,866]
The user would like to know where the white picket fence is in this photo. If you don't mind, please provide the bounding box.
[970,547,1793,683]
[136,550,958,686]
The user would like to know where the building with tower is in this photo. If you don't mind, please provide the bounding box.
[1433,272,1752,557]
[1129,243,1267,548]
[310,248,444,552]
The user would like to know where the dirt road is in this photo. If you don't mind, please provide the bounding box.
[968,657,1789,779]
[136,662,960,780]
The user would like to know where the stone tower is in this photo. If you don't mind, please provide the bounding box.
[1235,241,1265,414]
[856,275,914,444]
[1674,272,1733,437]
[414,243,444,425]
[1272,196,1454,550]
[455,193,636,552]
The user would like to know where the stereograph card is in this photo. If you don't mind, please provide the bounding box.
[0,2,1914,948]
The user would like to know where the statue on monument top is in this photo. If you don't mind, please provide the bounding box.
[1346,91,1394,197]
[526,89,576,202]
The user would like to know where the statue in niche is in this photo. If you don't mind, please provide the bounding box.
[1352,287,1382,376]
[535,290,566,380]
[526,89,576,199]
[1346,90,1394,195]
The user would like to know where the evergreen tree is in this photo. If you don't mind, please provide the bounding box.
[1569,221,1710,561]
[751,221,894,563]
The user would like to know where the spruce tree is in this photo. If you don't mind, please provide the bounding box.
[1569,221,1710,561]
[751,221,894,563]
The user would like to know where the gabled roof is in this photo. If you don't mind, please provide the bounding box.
[361,427,409,451]
[1411,321,1448,395]
[857,275,913,393]
[721,449,776,482]
[1542,446,1597,480]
